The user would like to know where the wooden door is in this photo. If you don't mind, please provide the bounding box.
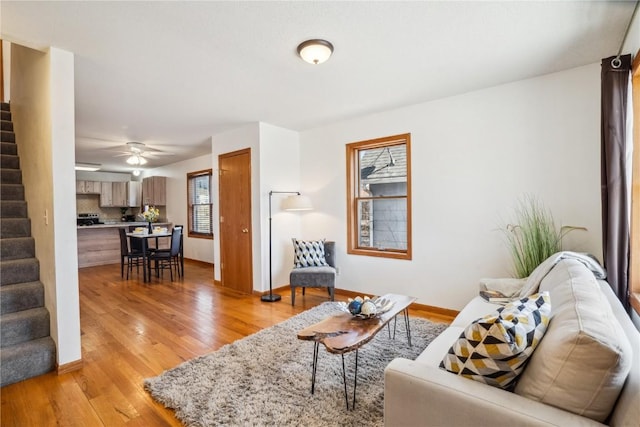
[218,148,252,294]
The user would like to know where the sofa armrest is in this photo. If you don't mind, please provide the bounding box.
[384,358,604,427]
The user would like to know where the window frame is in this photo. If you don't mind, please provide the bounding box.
[187,168,214,240]
[346,133,412,260]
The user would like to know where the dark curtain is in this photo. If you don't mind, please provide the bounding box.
[601,54,632,311]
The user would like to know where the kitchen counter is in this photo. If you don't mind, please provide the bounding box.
[77,221,172,229]
[77,222,172,268]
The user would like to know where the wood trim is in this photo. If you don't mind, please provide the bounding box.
[1,39,4,102]
[631,293,640,316]
[57,358,83,375]
[270,285,459,321]
[346,133,412,260]
[631,48,640,302]
[186,168,213,239]
[184,258,214,269]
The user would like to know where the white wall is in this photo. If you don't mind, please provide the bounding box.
[258,123,302,292]
[11,44,81,365]
[211,124,261,285]
[299,63,602,311]
[622,6,639,56]
[144,152,214,264]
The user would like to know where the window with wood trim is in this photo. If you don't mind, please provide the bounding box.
[187,169,213,239]
[346,133,412,260]
[630,51,640,315]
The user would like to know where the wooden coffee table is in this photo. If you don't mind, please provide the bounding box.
[297,293,417,410]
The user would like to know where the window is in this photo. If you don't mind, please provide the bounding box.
[346,133,411,260]
[187,169,213,239]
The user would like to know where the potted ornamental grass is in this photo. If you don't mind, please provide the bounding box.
[503,196,584,278]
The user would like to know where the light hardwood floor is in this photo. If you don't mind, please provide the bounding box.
[1,260,453,426]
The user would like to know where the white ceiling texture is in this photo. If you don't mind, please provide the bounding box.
[1,1,636,173]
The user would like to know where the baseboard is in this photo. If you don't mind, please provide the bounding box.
[57,358,83,375]
[268,285,459,319]
[184,258,214,269]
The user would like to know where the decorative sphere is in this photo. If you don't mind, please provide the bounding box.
[348,300,362,315]
[361,300,377,316]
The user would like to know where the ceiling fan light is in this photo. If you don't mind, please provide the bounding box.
[297,39,333,65]
[126,155,139,165]
[138,156,147,165]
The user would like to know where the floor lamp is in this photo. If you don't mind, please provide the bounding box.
[261,191,313,302]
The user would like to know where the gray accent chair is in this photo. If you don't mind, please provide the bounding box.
[289,241,336,306]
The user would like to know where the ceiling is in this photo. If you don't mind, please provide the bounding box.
[1,1,636,173]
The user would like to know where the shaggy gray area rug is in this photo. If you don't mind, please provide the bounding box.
[145,302,447,426]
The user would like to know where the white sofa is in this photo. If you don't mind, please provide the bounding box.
[385,258,639,426]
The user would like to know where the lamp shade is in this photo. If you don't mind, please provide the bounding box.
[297,39,333,65]
[282,194,313,211]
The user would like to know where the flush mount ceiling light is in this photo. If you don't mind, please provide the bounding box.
[297,39,333,65]
[132,169,141,177]
[75,162,101,171]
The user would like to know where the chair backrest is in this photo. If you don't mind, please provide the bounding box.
[324,241,336,268]
[170,227,182,256]
[118,227,129,256]
[173,225,184,252]
[127,225,144,252]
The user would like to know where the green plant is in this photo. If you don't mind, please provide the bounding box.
[503,196,583,278]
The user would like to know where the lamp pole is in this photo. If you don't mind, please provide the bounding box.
[261,191,301,302]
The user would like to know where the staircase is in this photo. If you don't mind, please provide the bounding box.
[0,102,56,387]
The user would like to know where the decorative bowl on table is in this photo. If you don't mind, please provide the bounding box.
[132,227,148,235]
[152,227,168,234]
[337,296,395,319]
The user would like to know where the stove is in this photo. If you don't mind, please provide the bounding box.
[77,213,103,226]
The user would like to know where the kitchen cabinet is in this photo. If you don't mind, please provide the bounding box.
[100,182,113,206]
[142,176,166,206]
[76,180,101,194]
[100,181,141,207]
[127,181,141,207]
[112,182,127,207]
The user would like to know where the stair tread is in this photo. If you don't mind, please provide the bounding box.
[1,306,49,320]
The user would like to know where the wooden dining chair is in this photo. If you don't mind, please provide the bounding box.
[118,228,144,279]
[147,228,182,281]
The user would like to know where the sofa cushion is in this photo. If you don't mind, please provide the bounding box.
[291,239,328,268]
[450,296,504,328]
[514,259,633,423]
[440,292,550,390]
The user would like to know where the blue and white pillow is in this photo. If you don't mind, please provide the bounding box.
[292,239,329,268]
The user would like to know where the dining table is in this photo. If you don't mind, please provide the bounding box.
[126,230,172,282]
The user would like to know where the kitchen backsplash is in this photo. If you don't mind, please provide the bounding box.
[76,194,150,221]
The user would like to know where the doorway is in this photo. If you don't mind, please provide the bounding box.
[218,148,253,294]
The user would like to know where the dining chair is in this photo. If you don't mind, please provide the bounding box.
[147,225,184,277]
[127,225,145,253]
[148,228,182,281]
[173,225,184,277]
[118,227,144,279]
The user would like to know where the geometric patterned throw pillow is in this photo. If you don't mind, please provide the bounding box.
[440,292,551,390]
[292,239,329,268]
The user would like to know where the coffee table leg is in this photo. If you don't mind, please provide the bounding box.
[393,315,397,339]
[352,349,359,410]
[341,354,349,410]
[404,308,412,347]
[311,342,319,394]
